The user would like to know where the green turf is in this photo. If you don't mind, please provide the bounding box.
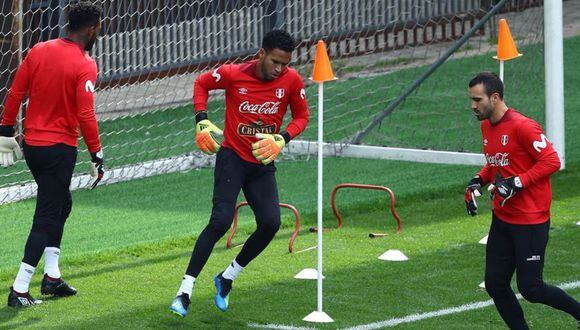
[0,158,481,270]
[0,160,578,329]
[0,35,579,330]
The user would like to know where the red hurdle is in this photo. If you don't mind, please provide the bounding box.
[226,202,301,253]
[331,183,402,233]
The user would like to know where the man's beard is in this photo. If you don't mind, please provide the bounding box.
[85,38,96,51]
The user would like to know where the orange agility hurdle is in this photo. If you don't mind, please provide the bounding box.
[331,183,402,233]
[226,202,301,253]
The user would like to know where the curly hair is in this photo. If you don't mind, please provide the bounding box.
[261,29,295,53]
[67,1,101,32]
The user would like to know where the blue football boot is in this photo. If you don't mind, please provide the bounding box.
[214,272,232,312]
[169,293,190,317]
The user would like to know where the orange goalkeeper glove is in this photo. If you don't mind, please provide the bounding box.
[196,119,223,155]
[252,133,286,165]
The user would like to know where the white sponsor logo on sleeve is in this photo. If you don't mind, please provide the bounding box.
[300,88,306,100]
[85,80,95,93]
[533,134,549,152]
[212,69,221,82]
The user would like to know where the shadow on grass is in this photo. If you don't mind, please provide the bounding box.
[0,305,43,328]
[27,226,579,329]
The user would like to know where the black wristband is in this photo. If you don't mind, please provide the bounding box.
[468,176,484,187]
[195,111,208,124]
[0,125,15,137]
[281,131,291,144]
[90,150,103,163]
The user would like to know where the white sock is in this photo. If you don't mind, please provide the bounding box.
[13,263,36,293]
[44,247,61,278]
[222,259,244,281]
[176,275,195,297]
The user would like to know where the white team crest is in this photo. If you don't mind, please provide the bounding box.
[275,88,285,99]
[501,135,508,146]
[85,80,95,93]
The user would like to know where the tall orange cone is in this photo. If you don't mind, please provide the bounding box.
[311,40,336,83]
[494,19,522,61]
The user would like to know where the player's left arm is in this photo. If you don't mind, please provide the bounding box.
[282,74,310,143]
[491,121,560,206]
[515,120,561,188]
[252,74,309,165]
[77,61,103,189]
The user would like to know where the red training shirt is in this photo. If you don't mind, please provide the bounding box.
[193,60,309,163]
[1,38,101,153]
[477,109,561,224]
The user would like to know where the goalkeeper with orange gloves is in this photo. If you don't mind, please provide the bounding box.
[170,29,309,317]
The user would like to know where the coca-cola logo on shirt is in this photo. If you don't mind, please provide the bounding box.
[485,152,510,167]
[238,101,281,114]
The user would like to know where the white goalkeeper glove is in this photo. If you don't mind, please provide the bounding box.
[0,125,22,167]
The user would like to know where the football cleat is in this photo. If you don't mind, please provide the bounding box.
[214,272,232,312]
[40,274,77,297]
[7,287,42,307]
[169,293,190,317]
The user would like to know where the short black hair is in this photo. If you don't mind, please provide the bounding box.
[261,29,295,53]
[67,1,101,32]
[469,72,504,100]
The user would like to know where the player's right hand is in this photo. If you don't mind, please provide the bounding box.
[89,150,104,190]
[195,119,223,155]
[465,176,483,216]
[0,125,22,168]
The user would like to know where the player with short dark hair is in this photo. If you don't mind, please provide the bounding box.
[1,1,104,307]
[465,72,579,328]
[169,29,309,316]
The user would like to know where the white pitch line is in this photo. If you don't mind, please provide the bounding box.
[295,245,317,254]
[248,323,316,330]
[344,280,580,330]
[248,280,580,330]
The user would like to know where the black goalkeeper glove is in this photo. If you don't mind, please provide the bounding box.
[493,173,522,207]
[89,150,104,190]
[464,176,483,216]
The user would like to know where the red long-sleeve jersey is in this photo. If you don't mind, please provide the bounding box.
[1,38,101,153]
[193,60,309,163]
[477,109,560,224]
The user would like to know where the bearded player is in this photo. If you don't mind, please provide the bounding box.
[1,2,104,307]
[464,72,579,328]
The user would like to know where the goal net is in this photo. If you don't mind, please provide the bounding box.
[0,0,548,203]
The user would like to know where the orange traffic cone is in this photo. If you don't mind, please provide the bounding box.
[311,40,336,83]
[494,19,522,61]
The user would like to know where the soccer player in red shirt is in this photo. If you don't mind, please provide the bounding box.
[0,2,104,307]
[465,72,579,328]
[170,30,309,316]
